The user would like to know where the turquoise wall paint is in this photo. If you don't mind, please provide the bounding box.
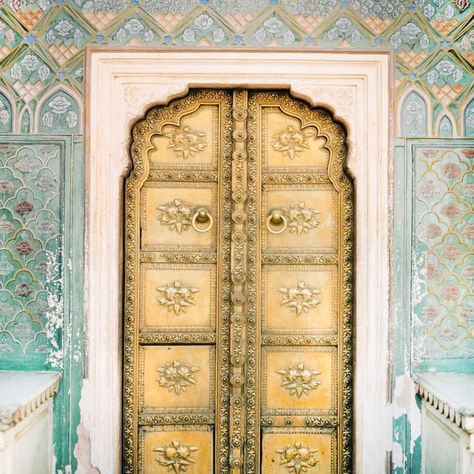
[0,1,472,472]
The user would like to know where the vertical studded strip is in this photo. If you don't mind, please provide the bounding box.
[229,89,248,472]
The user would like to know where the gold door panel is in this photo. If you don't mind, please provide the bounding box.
[262,184,338,254]
[262,107,330,173]
[141,182,217,252]
[140,345,215,413]
[263,265,338,334]
[261,428,336,473]
[140,263,216,333]
[148,103,220,171]
[261,346,337,415]
[124,89,353,473]
[141,425,214,473]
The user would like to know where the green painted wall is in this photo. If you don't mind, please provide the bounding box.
[0,0,472,471]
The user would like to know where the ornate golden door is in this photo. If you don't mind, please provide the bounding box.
[123,89,353,473]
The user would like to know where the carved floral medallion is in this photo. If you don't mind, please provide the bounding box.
[282,202,320,235]
[279,282,321,315]
[277,363,321,398]
[271,125,316,160]
[156,199,195,234]
[154,440,198,473]
[156,360,200,395]
[156,280,199,315]
[276,441,319,473]
[164,125,207,160]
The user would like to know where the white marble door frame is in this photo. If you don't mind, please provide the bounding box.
[84,48,392,473]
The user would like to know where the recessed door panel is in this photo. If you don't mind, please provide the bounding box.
[263,265,338,334]
[261,346,337,415]
[140,426,214,474]
[263,184,338,254]
[261,428,336,473]
[124,89,353,473]
[141,182,217,252]
[140,345,215,413]
[140,263,216,333]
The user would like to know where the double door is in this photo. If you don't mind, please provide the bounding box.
[123,89,353,473]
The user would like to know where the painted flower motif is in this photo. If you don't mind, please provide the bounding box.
[279,281,321,316]
[461,149,474,158]
[5,29,15,44]
[0,218,14,234]
[10,63,22,80]
[154,440,198,473]
[34,260,49,276]
[156,280,199,316]
[254,27,267,43]
[276,441,318,473]
[423,305,439,321]
[182,28,196,42]
[54,19,74,37]
[194,14,214,31]
[124,18,144,34]
[213,27,225,43]
[461,266,474,279]
[426,223,442,239]
[14,282,33,298]
[440,325,457,343]
[37,64,50,82]
[15,240,33,256]
[426,60,463,85]
[426,263,439,279]
[0,109,10,125]
[443,244,461,260]
[461,306,474,323]
[66,111,78,128]
[48,96,71,114]
[264,17,283,34]
[277,363,321,398]
[14,200,34,216]
[42,112,54,128]
[462,225,474,239]
[418,180,440,199]
[156,360,200,395]
[441,203,461,219]
[0,180,13,195]
[0,256,14,276]
[115,28,127,43]
[442,286,459,301]
[463,184,474,198]
[35,220,56,237]
[143,30,154,42]
[421,149,438,160]
[283,29,295,45]
[20,54,39,71]
[34,175,56,192]
[442,163,461,178]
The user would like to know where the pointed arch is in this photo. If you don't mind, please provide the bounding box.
[19,106,33,134]
[462,95,474,137]
[0,87,15,133]
[35,85,82,134]
[398,87,431,137]
[436,110,457,137]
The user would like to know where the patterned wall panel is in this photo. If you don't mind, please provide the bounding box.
[0,138,63,369]
[410,140,474,363]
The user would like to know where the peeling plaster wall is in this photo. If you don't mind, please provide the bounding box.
[0,1,473,472]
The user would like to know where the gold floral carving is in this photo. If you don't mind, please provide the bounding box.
[156,360,200,395]
[156,199,195,234]
[276,442,319,473]
[164,125,207,159]
[271,125,316,160]
[154,440,198,473]
[277,363,321,398]
[282,202,320,235]
[156,280,199,315]
[279,282,321,315]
